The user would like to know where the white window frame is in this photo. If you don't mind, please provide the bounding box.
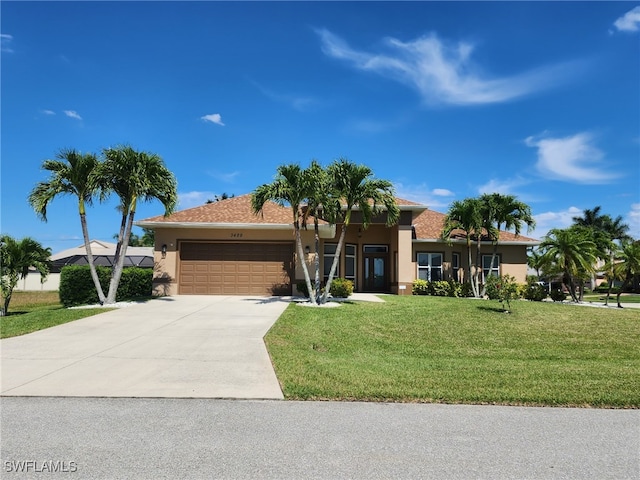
[452,253,461,282]
[323,243,339,282]
[417,253,443,282]
[482,254,500,281]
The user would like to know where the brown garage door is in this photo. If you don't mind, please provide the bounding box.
[178,242,294,295]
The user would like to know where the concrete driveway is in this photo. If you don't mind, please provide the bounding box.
[0,296,290,399]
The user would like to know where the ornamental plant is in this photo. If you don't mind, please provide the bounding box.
[484,274,519,312]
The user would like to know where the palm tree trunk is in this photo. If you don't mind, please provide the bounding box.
[106,211,135,304]
[313,218,321,303]
[616,275,631,308]
[321,222,347,304]
[80,212,106,304]
[466,240,477,298]
[296,223,316,305]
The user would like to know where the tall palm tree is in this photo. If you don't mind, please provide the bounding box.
[252,164,318,304]
[101,146,177,304]
[441,198,483,297]
[0,235,51,316]
[321,158,399,304]
[480,193,535,296]
[28,148,106,303]
[539,227,598,302]
[612,239,640,308]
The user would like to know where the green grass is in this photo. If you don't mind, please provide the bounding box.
[265,296,640,407]
[0,291,112,339]
[582,293,640,304]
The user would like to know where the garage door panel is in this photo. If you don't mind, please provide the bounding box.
[179,242,293,295]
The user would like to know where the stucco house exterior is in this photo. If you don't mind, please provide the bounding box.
[136,194,539,297]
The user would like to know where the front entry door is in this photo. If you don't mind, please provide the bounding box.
[363,255,387,292]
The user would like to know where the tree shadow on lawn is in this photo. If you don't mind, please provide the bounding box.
[476,305,510,314]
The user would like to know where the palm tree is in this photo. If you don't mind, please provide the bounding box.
[28,148,107,303]
[321,158,399,304]
[480,193,535,296]
[539,227,598,302]
[0,235,51,316]
[252,164,318,304]
[612,239,640,308]
[101,146,177,304]
[441,198,483,297]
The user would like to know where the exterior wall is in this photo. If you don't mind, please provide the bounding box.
[411,242,530,285]
[14,272,61,291]
[395,226,414,295]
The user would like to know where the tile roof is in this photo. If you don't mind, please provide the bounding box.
[140,194,309,225]
[412,209,539,243]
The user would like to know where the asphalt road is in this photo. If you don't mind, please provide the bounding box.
[1,398,638,479]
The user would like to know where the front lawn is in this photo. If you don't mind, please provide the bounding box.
[0,291,111,339]
[265,296,640,407]
[582,293,640,304]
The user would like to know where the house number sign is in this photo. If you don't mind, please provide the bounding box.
[230,233,243,238]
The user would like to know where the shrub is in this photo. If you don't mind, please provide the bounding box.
[484,274,519,311]
[329,278,353,298]
[550,289,567,302]
[524,283,548,302]
[429,280,450,297]
[296,280,309,297]
[412,279,429,295]
[447,279,463,298]
[59,266,152,307]
[460,282,474,297]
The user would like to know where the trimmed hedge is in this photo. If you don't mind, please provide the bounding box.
[412,279,470,297]
[59,265,152,307]
[329,278,354,298]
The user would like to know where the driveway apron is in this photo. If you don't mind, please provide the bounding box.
[0,296,289,399]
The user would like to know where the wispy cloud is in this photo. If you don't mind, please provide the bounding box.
[316,28,583,107]
[628,203,640,239]
[525,132,619,184]
[207,170,240,183]
[177,191,218,209]
[613,6,640,33]
[531,206,583,239]
[201,113,225,126]
[42,110,56,115]
[393,182,455,209]
[64,110,82,120]
[251,81,318,112]
[1,34,14,53]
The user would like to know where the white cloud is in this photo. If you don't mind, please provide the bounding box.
[1,34,14,53]
[393,182,454,209]
[316,28,582,106]
[207,170,240,183]
[201,113,225,126]
[530,206,583,239]
[525,132,619,184]
[614,6,640,32]
[64,110,82,120]
[628,203,640,239]
[42,110,56,115]
[251,81,317,112]
[477,177,532,196]
[177,191,218,209]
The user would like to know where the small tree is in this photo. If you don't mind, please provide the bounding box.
[611,239,640,308]
[484,274,519,312]
[0,235,51,316]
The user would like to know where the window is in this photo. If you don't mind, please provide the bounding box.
[482,255,500,280]
[323,243,338,283]
[452,253,461,282]
[363,245,388,253]
[345,244,356,287]
[417,253,443,281]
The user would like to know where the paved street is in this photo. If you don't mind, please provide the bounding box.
[1,398,638,479]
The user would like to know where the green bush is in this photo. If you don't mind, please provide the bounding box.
[428,280,450,297]
[460,282,474,297]
[484,274,519,311]
[59,266,152,307]
[524,284,548,301]
[550,289,567,302]
[296,280,309,297]
[447,279,463,298]
[412,279,429,295]
[329,278,353,298]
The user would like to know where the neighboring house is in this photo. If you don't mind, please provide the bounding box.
[15,240,154,291]
[136,194,539,297]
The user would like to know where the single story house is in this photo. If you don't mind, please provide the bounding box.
[15,240,154,291]
[136,194,539,297]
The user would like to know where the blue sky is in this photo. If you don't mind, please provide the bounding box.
[2,1,639,254]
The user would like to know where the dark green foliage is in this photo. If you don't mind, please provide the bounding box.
[412,280,468,297]
[484,274,520,311]
[524,283,548,301]
[296,280,309,297]
[329,278,354,298]
[550,289,567,302]
[59,266,151,307]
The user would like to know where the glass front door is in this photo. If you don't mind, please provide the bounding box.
[364,255,387,292]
